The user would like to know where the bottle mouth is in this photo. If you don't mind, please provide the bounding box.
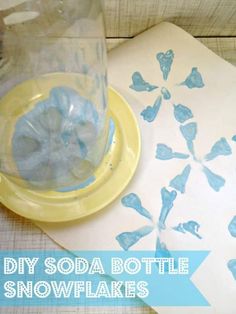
[0,0,102,36]
[3,11,40,26]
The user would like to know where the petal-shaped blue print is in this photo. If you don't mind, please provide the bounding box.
[121,193,152,221]
[228,260,236,280]
[158,187,177,230]
[156,144,189,160]
[129,72,158,92]
[202,166,225,192]
[205,137,232,161]
[155,238,174,273]
[116,225,154,250]
[228,216,236,238]
[161,87,171,100]
[180,67,205,88]
[174,104,193,123]
[170,165,191,193]
[180,122,197,156]
[155,238,171,258]
[180,122,197,143]
[232,135,236,142]
[173,221,202,239]
[141,95,162,122]
[156,49,174,81]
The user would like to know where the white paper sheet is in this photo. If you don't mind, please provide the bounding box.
[36,22,236,314]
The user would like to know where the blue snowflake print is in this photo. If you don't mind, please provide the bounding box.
[116,188,178,252]
[121,48,235,281]
[156,104,232,193]
[116,190,204,251]
[129,49,205,123]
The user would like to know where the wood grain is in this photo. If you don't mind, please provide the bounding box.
[103,0,236,37]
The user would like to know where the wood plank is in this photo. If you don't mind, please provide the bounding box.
[104,0,236,37]
[198,37,236,66]
[107,38,236,66]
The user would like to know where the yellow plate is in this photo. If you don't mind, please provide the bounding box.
[0,87,141,222]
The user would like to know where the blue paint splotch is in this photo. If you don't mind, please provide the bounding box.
[232,135,236,142]
[121,193,152,221]
[180,122,197,157]
[156,144,189,160]
[202,166,225,192]
[170,164,191,193]
[228,260,236,280]
[161,87,171,100]
[129,72,158,92]
[173,221,202,239]
[158,187,177,230]
[116,225,154,251]
[141,95,162,122]
[205,137,232,161]
[228,216,236,238]
[156,50,174,81]
[180,67,205,89]
[174,104,193,123]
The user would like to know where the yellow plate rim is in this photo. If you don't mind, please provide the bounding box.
[0,86,141,222]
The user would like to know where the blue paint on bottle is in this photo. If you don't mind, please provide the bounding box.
[78,139,88,159]
[180,67,205,89]
[129,72,158,92]
[105,118,116,154]
[205,137,232,161]
[156,49,174,81]
[158,187,177,230]
[228,216,236,237]
[170,164,191,193]
[180,122,197,156]
[161,87,171,100]
[116,225,154,250]
[228,260,236,280]
[173,221,202,239]
[174,104,193,123]
[156,144,189,160]
[121,193,152,221]
[202,166,225,192]
[12,86,100,188]
[141,95,162,122]
[58,175,96,192]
